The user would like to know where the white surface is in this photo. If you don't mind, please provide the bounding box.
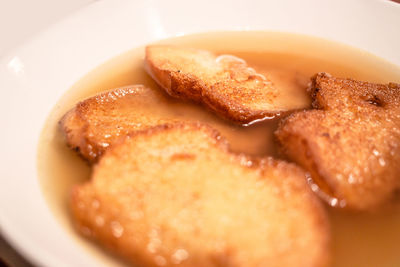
[0,0,96,57]
[0,0,399,266]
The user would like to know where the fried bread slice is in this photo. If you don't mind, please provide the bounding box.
[71,123,330,267]
[60,85,184,162]
[145,45,304,124]
[276,73,400,210]
[59,85,171,162]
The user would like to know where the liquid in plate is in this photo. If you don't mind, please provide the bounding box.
[37,31,400,267]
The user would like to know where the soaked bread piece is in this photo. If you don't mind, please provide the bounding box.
[276,73,400,210]
[60,85,183,162]
[71,123,330,267]
[145,45,304,124]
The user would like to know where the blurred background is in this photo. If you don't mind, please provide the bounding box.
[0,0,96,58]
[0,2,102,267]
[1,0,399,59]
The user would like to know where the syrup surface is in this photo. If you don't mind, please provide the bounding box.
[38,32,400,267]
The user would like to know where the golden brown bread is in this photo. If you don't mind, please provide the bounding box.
[276,73,400,210]
[60,85,183,162]
[71,123,330,267]
[145,45,303,124]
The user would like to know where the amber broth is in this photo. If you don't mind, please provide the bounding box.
[37,32,400,267]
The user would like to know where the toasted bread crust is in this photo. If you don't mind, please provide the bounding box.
[59,85,185,162]
[145,46,292,124]
[276,73,400,210]
[71,122,330,267]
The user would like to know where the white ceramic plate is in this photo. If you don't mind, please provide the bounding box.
[0,0,399,266]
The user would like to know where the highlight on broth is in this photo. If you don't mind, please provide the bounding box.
[37,31,400,267]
